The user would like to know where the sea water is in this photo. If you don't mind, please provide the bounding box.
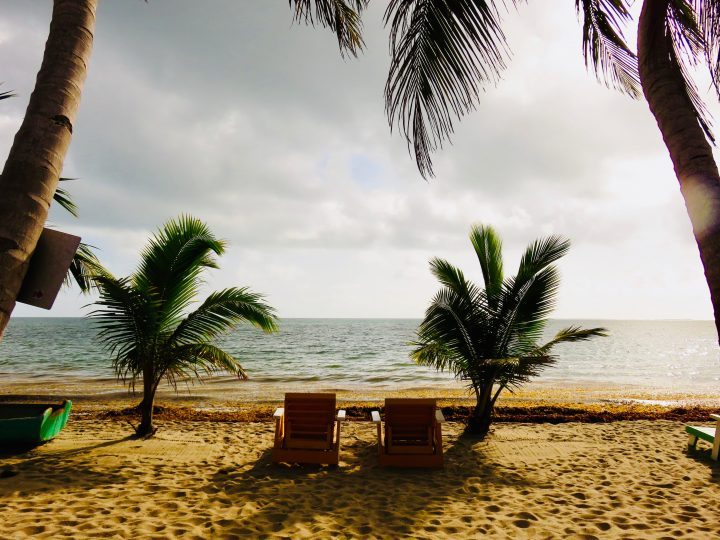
[1,318,719,395]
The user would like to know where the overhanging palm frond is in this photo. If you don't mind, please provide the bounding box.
[384,0,513,178]
[691,0,720,97]
[575,0,641,98]
[666,0,714,141]
[169,287,278,347]
[289,0,368,57]
[0,84,14,101]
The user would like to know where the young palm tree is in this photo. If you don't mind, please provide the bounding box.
[90,215,278,436]
[382,1,720,342]
[412,224,606,436]
[0,0,367,340]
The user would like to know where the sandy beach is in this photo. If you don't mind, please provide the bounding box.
[2,409,720,539]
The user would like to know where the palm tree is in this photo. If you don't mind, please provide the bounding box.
[0,0,367,340]
[89,215,278,436]
[382,1,720,343]
[412,224,606,436]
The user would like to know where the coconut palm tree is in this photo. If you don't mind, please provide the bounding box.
[0,0,367,340]
[382,1,720,342]
[89,215,278,436]
[412,224,606,436]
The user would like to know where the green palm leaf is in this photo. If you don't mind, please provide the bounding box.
[169,287,278,347]
[469,223,503,303]
[134,215,225,332]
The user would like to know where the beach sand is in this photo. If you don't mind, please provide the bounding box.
[2,416,720,538]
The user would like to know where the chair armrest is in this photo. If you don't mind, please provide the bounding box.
[435,409,445,423]
[336,410,346,421]
[273,407,284,419]
[710,414,720,422]
[371,411,381,423]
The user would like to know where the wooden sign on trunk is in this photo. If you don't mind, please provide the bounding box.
[17,228,81,310]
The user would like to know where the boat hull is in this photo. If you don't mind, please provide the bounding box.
[0,400,72,444]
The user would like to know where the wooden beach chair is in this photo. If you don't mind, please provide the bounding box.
[370,398,444,468]
[685,414,720,461]
[272,393,345,465]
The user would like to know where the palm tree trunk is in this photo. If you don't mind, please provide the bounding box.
[467,383,494,436]
[638,0,720,342]
[0,0,97,340]
[137,369,157,437]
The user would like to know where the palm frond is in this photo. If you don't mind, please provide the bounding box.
[89,275,153,370]
[531,325,608,356]
[666,0,714,141]
[497,265,562,356]
[691,0,720,98]
[469,223,503,302]
[413,287,482,377]
[515,235,570,285]
[134,215,226,330]
[164,343,248,383]
[0,84,14,101]
[495,353,557,392]
[575,0,640,97]
[53,178,79,217]
[289,0,368,57]
[64,242,108,293]
[169,287,278,347]
[384,0,513,178]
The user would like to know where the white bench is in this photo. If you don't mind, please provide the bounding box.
[686,414,720,461]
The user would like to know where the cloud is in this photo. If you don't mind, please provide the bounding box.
[1,0,715,319]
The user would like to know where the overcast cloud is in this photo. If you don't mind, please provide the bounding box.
[0,0,715,319]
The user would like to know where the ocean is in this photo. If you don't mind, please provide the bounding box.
[1,318,719,396]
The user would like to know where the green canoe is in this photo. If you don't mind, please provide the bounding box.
[0,400,72,444]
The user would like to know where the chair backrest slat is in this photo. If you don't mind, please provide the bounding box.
[384,398,436,446]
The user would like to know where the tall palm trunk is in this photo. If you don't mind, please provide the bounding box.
[638,0,720,342]
[0,0,97,340]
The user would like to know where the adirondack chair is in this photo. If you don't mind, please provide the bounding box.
[686,414,720,461]
[370,398,444,468]
[272,393,345,465]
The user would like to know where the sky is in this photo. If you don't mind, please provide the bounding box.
[0,0,716,320]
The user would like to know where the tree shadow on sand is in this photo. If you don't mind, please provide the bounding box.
[209,428,541,537]
[0,436,134,496]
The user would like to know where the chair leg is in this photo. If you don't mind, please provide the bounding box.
[687,434,698,452]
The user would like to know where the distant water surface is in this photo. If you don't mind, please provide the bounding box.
[1,318,719,394]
